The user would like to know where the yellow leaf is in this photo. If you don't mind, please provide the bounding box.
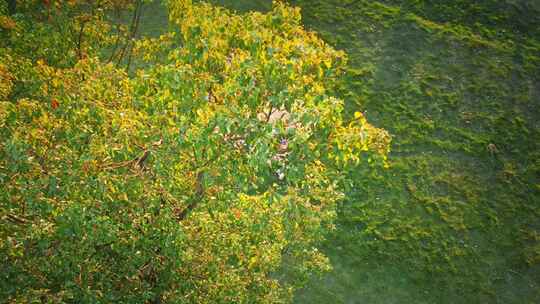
[323,58,332,69]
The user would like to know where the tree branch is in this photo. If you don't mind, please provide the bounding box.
[116,0,142,67]
[177,171,205,220]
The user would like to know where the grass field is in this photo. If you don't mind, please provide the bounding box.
[143,1,540,302]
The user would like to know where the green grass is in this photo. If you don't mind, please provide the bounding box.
[144,0,540,302]
[288,1,540,303]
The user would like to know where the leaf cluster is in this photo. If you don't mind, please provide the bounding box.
[0,1,389,302]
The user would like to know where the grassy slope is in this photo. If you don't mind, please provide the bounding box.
[158,0,540,302]
[290,1,540,303]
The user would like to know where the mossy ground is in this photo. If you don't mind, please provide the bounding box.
[148,0,540,302]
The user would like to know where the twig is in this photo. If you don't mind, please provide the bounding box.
[100,139,162,171]
[6,213,31,225]
[265,105,274,123]
[135,150,150,168]
[125,0,143,72]
[177,171,205,221]
[116,0,142,67]
[76,19,87,60]
[107,24,124,63]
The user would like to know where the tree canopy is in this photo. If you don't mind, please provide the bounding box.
[0,0,389,302]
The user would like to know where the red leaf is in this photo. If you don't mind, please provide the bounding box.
[51,99,59,109]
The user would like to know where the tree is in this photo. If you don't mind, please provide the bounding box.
[0,0,390,302]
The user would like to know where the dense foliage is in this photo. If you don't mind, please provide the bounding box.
[0,0,388,302]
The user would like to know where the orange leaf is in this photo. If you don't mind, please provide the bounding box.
[51,99,59,109]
